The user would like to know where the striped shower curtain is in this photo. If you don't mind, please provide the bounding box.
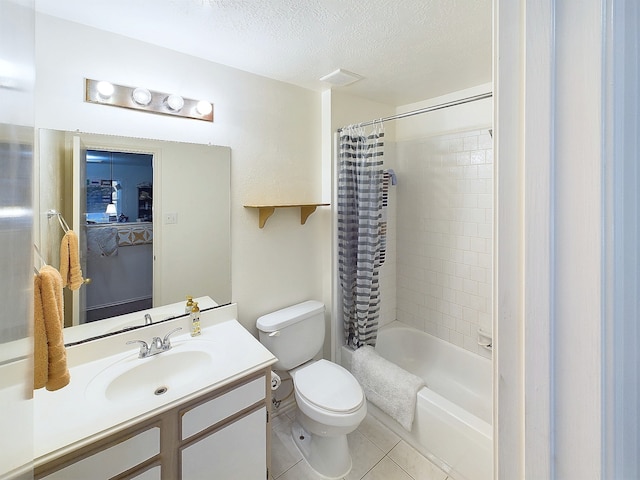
[338,124,385,348]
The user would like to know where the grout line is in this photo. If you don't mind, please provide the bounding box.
[274,458,302,479]
[385,455,417,480]
[357,456,387,480]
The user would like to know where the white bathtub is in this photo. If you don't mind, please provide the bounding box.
[341,321,492,480]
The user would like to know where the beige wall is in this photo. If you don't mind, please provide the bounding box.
[35,14,325,334]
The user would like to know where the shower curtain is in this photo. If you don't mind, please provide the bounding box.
[338,124,385,348]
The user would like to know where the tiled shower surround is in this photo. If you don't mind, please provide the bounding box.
[379,128,493,358]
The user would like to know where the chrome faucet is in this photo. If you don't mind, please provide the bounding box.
[144,313,153,325]
[127,327,182,358]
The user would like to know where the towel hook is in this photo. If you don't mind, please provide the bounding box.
[57,214,70,233]
[47,209,70,233]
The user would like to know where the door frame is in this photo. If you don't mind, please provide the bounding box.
[494,0,640,477]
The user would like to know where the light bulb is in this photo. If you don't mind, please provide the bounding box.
[165,94,184,111]
[96,81,114,99]
[132,87,152,106]
[195,100,212,116]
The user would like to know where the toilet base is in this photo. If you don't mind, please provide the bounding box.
[291,420,352,479]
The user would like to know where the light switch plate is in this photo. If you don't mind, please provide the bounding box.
[164,212,177,224]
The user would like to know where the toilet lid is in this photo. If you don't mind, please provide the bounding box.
[295,360,364,413]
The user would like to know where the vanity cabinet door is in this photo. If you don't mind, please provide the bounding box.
[39,427,160,480]
[181,407,266,480]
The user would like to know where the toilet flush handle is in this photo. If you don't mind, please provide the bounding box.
[268,330,281,337]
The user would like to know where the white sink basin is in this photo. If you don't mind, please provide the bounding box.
[85,339,217,404]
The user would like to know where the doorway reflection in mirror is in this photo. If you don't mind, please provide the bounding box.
[85,150,153,322]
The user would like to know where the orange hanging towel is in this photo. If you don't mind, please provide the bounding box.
[33,265,70,391]
[59,230,84,290]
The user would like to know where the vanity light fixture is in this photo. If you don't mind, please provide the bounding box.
[84,78,214,122]
[165,94,184,112]
[196,100,213,116]
[132,87,152,106]
[96,80,115,99]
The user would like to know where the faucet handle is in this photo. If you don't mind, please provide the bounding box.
[162,327,183,348]
[126,339,149,358]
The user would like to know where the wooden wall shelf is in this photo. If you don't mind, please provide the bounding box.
[244,203,330,228]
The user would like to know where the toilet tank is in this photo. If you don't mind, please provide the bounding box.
[256,300,325,371]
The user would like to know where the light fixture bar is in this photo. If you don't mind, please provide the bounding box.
[84,78,213,122]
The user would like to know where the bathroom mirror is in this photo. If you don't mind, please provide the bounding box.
[37,129,231,344]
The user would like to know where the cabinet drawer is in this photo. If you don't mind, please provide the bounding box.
[41,427,159,479]
[181,376,265,440]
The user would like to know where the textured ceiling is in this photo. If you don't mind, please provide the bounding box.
[35,0,492,106]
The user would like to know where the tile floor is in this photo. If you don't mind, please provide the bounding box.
[270,408,453,480]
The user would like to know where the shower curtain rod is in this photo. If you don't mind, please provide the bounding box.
[337,91,493,132]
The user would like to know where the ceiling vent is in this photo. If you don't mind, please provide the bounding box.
[319,69,363,87]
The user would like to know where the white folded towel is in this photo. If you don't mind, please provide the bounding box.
[352,345,425,431]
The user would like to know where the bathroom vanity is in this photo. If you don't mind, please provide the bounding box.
[32,304,276,480]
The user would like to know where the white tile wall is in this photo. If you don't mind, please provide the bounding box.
[384,129,493,358]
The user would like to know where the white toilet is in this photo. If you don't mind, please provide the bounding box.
[257,300,366,479]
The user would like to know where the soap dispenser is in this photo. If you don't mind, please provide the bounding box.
[185,295,194,314]
[190,301,201,337]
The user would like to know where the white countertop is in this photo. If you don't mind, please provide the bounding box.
[30,303,276,467]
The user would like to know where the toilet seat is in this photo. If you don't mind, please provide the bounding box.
[294,359,364,414]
